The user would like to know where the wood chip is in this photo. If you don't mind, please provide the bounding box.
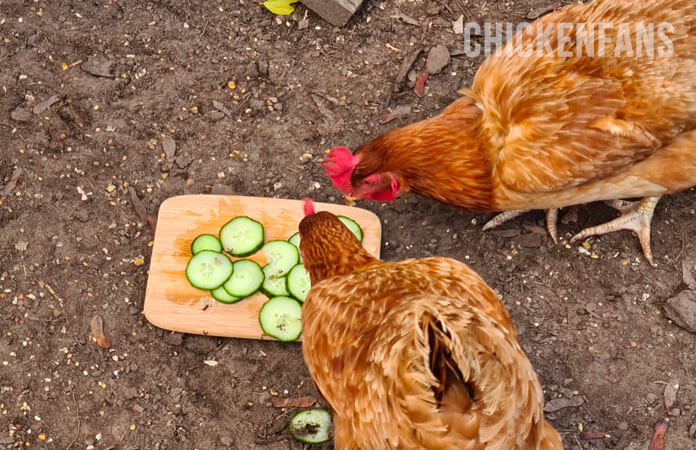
[81,57,116,78]
[32,95,62,115]
[128,187,148,222]
[212,100,233,118]
[1,167,22,198]
[392,13,420,26]
[161,137,176,172]
[90,316,111,349]
[37,280,62,304]
[543,395,584,412]
[380,104,412,124]
[579,432,609,440]
[271,396,317,408]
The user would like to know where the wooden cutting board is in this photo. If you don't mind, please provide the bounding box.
[143,195,381,340]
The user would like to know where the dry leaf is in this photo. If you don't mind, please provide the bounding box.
[262,0,298,16]
[413,72,429,97]
[664,379,679,411]
[649,422,668,450]
[90,316,111,349]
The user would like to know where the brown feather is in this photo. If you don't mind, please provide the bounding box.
[299,212,563,449]
[350,0,696,212]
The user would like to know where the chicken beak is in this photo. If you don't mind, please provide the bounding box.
[344,195,357,206]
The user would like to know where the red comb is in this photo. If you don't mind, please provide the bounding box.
[303,198,315,216]
[322,146,358,194]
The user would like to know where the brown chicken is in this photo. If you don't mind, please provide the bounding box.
[324,0,696,264]
[298,201,562,449]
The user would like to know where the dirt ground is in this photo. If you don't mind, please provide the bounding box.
[1,0,696,448]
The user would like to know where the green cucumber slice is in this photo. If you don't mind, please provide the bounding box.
[262,240,299,277]
[286,264,311,302]
[191,234,222,254]
[222,259,264,298]
[338,216,363,242]
[289,409,332,445]
[185,251,233,290]
[288,232,301,249]
[219,216,264,257]
[259,296,302,341]
[211,286,240,304]
[261,265,289,297]
[288,232,303,262]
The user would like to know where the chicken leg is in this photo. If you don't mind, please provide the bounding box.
[570,196,661,266]
[483,209,560,243]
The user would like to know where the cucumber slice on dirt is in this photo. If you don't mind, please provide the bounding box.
[219,216,264,257]
[337,216,363,242]
[185,250,233,290]
[211,286,240,304]
[222,259,264,298]
[191,233,222,254]
[288,409,332,445]
[258,296,302,341]
[262,240,299,277]
[286,264,311,302]
[261,265,289,297]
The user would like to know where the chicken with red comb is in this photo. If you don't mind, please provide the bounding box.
[324,146,403,203]
[322,0,696,265]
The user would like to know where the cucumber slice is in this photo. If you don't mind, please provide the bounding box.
[223,259,264,298]
[185,251,233,290]
[211,286,240,304]
[338,216,363,242]
[289,409,332,445]
[219,216,264,257]
[261,265,289,297]
[288,232,301,249]
[288,232,303,262]
[191,233,223,254]
[262,240,299,277]
[259,296,302,341]
[286,264,311,302]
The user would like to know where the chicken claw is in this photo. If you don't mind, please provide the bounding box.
[570,196,661,266]
[482,210,528,230]
[483,209,560,243]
